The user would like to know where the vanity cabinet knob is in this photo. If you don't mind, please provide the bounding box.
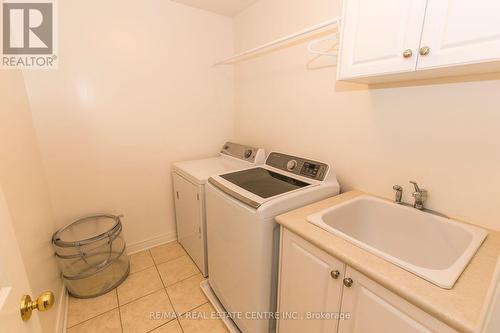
[403,49,413,58]
[330,270,340,279]
[419,46,430,56]
[343,277,354,288]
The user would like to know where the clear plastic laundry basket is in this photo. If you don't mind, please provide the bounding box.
[52,214,129,298]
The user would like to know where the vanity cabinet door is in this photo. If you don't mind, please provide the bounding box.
[277,229,345,333]
[338,267,458,333]
[338,0,428,80]
[417,0,500,70]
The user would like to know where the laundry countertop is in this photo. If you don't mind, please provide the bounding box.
[275,190,500,333]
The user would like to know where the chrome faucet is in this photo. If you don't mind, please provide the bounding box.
[410,181,427,210]
[392,185,403,204]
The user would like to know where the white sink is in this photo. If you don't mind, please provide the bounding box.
[307,195,488,289]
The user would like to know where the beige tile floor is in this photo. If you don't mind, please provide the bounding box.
[66,242,229,333]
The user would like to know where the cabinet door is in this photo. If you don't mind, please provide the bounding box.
[278,229,345,333]
[172,173,204,273]
[338,267,458,333]
[338,0,428,80]
[418,0,500,70]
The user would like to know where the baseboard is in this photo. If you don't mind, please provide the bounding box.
[126,231,177,255]
[55,282,68,333]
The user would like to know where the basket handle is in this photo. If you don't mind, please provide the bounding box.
[75,231,115,270]
[75,242,94,268]
[95,233,114,269]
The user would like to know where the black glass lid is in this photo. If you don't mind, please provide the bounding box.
[220,167,310,199]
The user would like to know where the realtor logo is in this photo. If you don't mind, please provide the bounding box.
[1,0,57,69]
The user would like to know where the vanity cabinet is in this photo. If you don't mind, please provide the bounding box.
[277,229,459,333]
[278,230,345,333]
[338,0,500,82]
[338,267,457,333]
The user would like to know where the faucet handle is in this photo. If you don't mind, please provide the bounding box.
[392,185,403,203]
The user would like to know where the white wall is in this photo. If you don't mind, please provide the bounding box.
[0,71,62,333]
[233,0,500,231]
[17,0,500,258]
[23,0,235,247]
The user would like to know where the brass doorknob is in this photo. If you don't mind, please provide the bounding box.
[402,49,413,58]
[419,46,430,56]
[20,291,55,321]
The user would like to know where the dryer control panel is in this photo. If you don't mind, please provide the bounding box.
[266,152,329,181]
[220,142,265,164]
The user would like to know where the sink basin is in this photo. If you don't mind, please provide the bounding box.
[307,195,488,289]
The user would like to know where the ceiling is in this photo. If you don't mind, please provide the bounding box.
[171,0,259,17]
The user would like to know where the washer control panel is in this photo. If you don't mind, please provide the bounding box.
[266,152,329,181]
[301,162,322,178]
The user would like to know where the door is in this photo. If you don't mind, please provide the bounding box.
[172,173,205,275]
[338,0,428,80]
[0,185,42,333]
[278,229,345,333]
[338,267,458,333]
[418,0,500,70]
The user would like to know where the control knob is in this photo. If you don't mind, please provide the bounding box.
[244,149,253,159]
[286,160,298,171]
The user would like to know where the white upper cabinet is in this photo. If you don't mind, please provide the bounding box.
[338,0,428,80]
[338,0,500,82]
[418,0,500,70]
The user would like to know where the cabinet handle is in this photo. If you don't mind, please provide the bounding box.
[343,277,354,288]
[419,46,430,56]
[402,49,413,58]
[176,191,179,200]
[330,270,340,279]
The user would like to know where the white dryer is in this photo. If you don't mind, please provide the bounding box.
[204,152,340,333]
[172,142,265,277]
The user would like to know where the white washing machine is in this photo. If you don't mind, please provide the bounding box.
[172,142,265,277]
[204,152,340,333]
